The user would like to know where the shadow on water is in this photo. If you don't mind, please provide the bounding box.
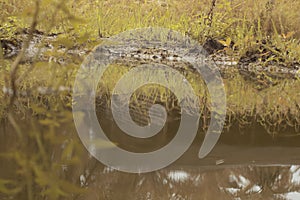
[1,109,300,200]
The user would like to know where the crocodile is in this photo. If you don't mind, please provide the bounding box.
[1,32,300,81]
[1,31,300,93]
[92,42,299,90]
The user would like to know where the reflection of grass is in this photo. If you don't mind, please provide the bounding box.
[99,63,300,135]
[2,59,298,134]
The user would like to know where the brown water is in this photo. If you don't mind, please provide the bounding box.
[1,111,300,200]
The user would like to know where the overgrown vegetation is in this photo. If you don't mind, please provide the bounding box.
[0,0,300,199]
[2,0,300,56]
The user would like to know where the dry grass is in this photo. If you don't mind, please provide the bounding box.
[2,0,300,41]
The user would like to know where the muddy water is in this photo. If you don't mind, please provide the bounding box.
[1,110,300,200]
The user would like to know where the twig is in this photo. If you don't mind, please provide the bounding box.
[9,0,40,107]
[207,0,217,28]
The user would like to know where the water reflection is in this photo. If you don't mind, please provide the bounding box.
[74,164,300,200]
[1,112,300,199]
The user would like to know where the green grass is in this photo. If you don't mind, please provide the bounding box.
[1,0,300,56]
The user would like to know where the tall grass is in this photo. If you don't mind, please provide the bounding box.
[2,0,300,51]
